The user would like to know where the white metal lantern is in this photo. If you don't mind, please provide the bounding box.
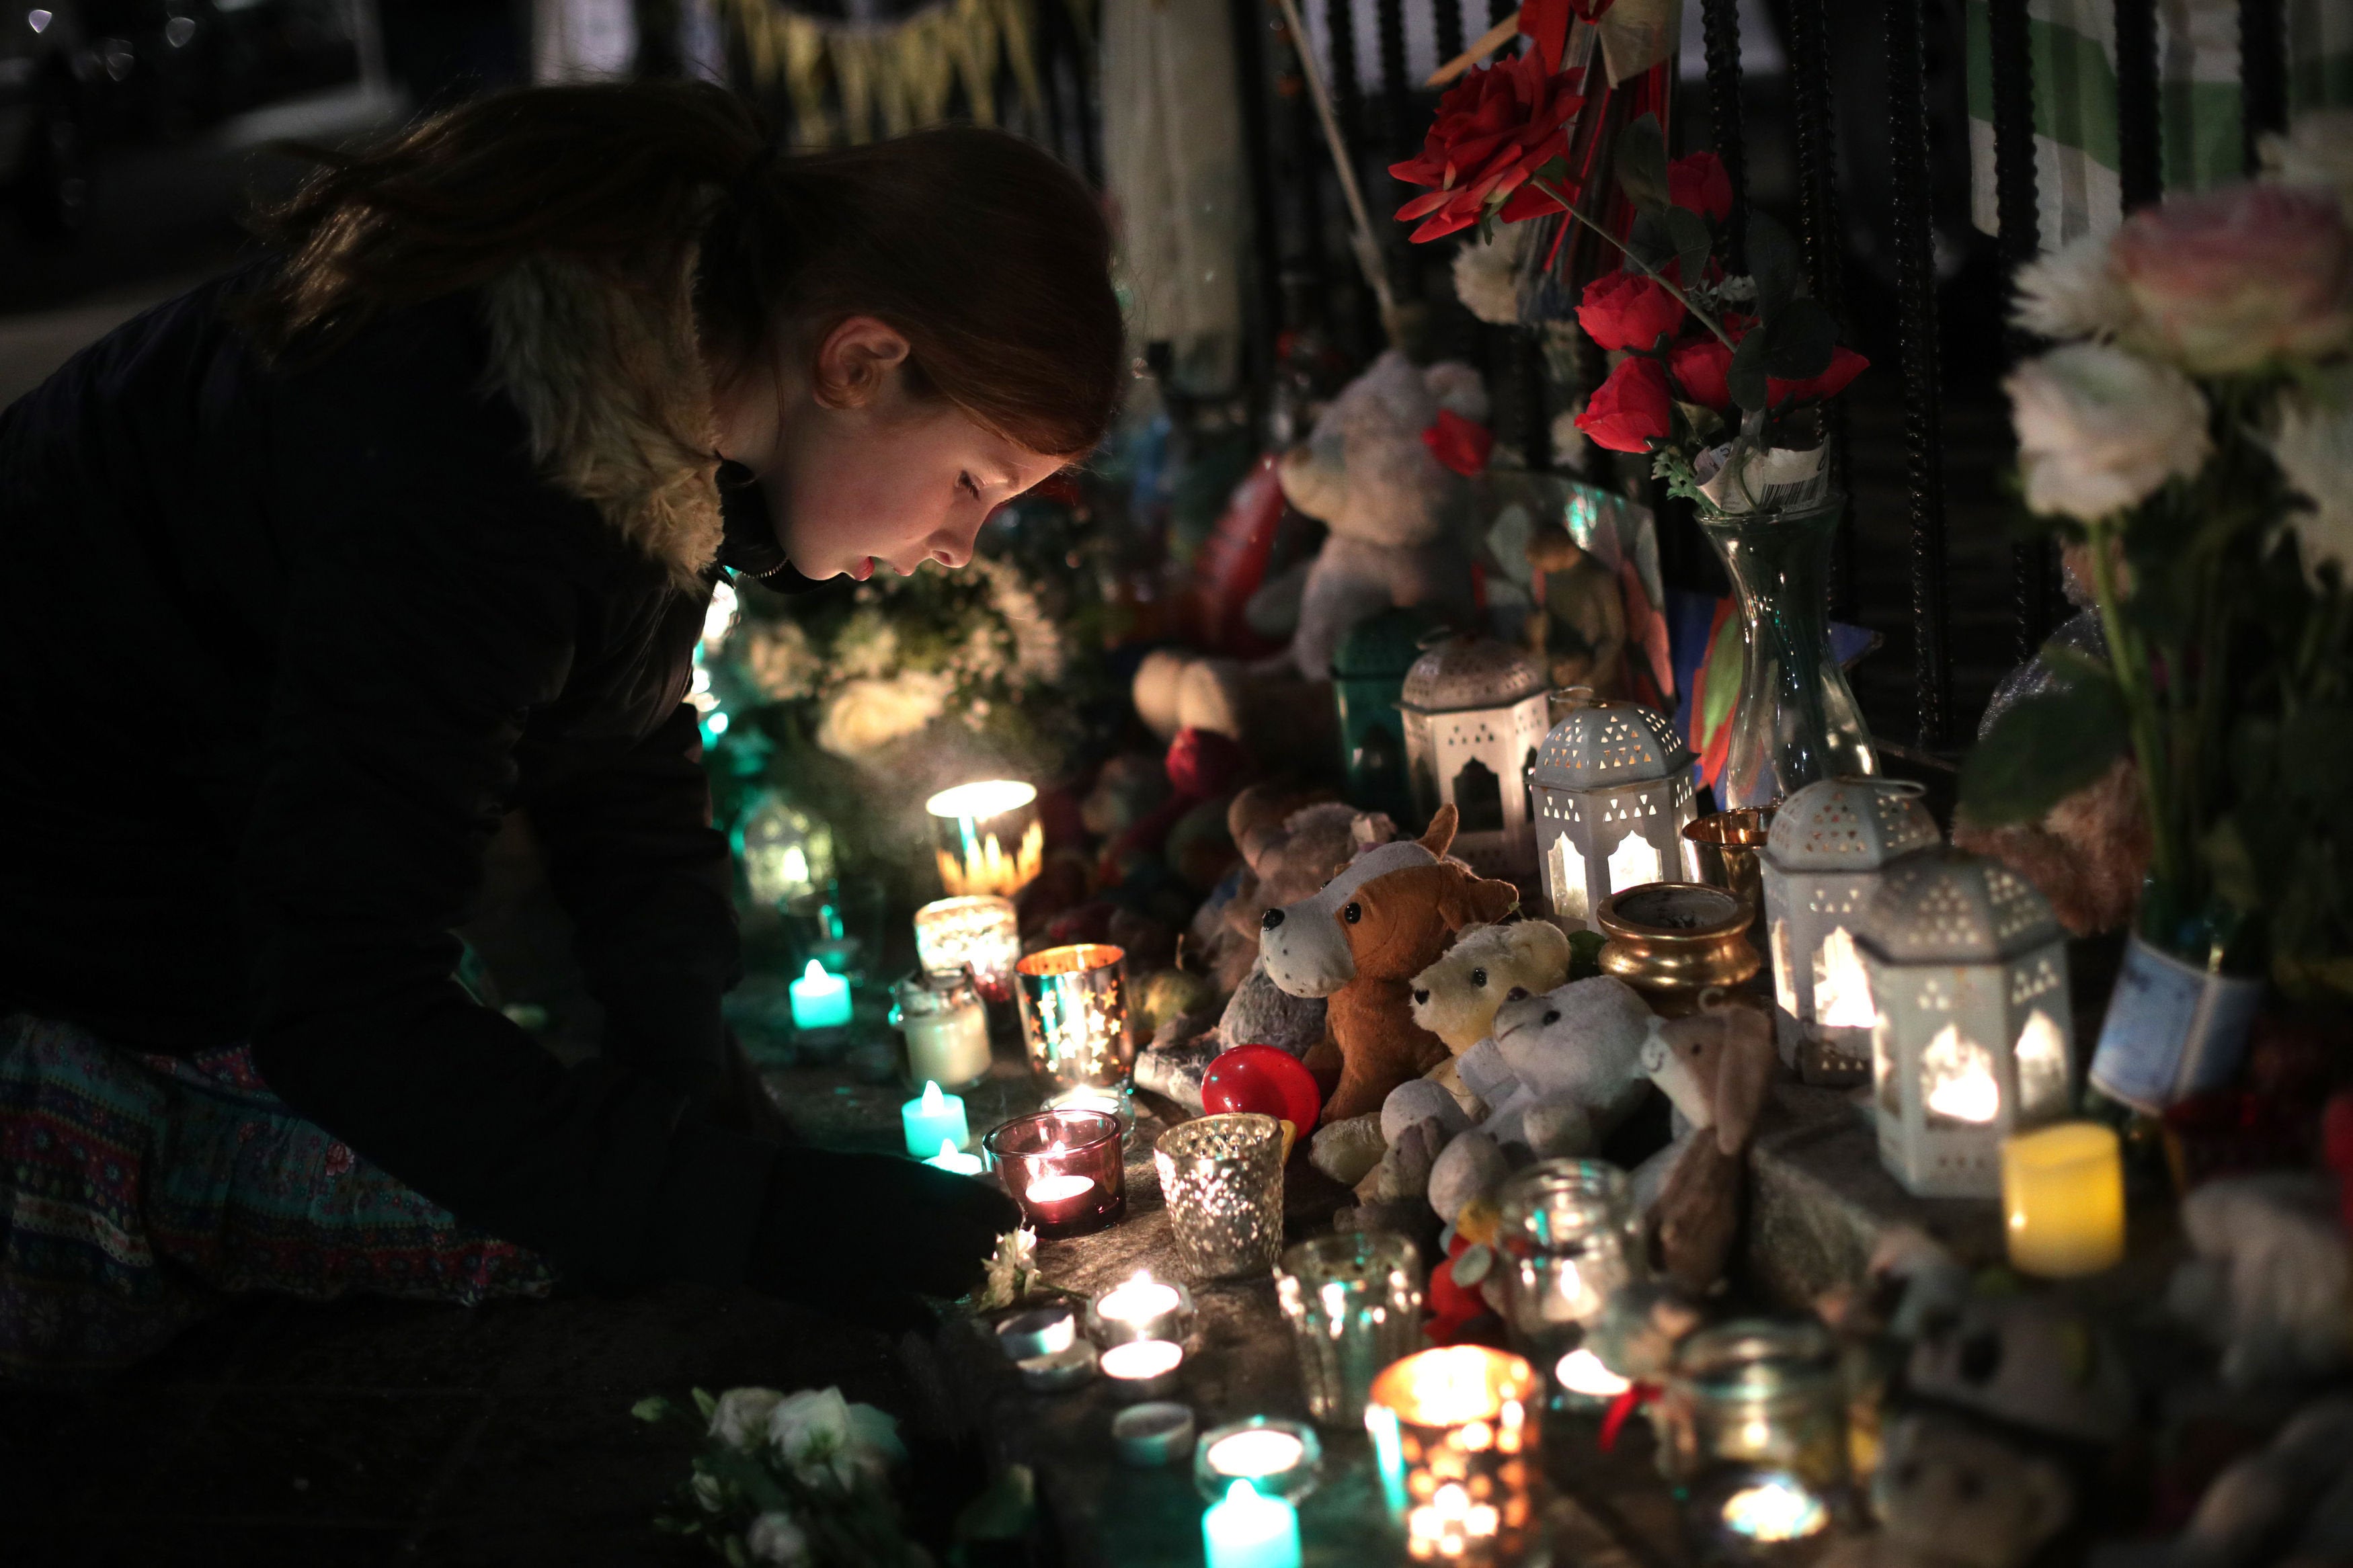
[1858,848,2075,1199]
[1527,696,1699,929]
[1398,635,1551,882]
[1759,778,1942,1085]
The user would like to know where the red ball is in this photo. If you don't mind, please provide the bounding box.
[1201,1044,1322,1134]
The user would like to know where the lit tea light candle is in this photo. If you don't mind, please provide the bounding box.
[900,1080,970,1158]
[1023,1172,1097,1228]
[1205,1429,1306,1480]
[1201,1480,1300,1568]
[1555,1348,1633,1401]
[928,780,1043,897]
[787,958,852,1030]
[1088,1271,1193,1346]
[1720,1474,1828,1542]
[1193,1417,1322,1505]
[912,895,1022,1003]
[1100,1337,1185,1399]
[923,1138,984,1177]
[984,1107,1127,1238]
[1114,1402,1195,1468]
[2002,1120,2126,1278]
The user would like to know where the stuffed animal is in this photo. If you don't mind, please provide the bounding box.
[1196,785,1392,994]
[1269,349,1486,681]
[1129,649,1339,778]
[1408,919,1575,1119]
[1636,1003,1778,1291]
[2093,1399,2353,1568]
[1585,1280,1708,1382]
[1259,802,1518,1123]
[1472,975,1657,1153]
[1907,1294,2134,1446]
[1818,1410,2075,1568]
[1523,522,1628,697]
[2167,1171,2353,1388]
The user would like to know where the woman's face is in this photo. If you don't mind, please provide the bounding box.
[714,317,1064,582]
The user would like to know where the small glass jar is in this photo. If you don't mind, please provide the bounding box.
[912,895,1022,1004]
[1365,1347,1544,1566]
[1654,1319,1849,1497]
[1495,1160,1644,1353]
[1154,1113,1285,1280]
[1193,1416,1323,1504]
[984,1108,1127,1238]
[1274,1231,1425,1426]
[891,968,992,1090]
[1016,943,1133,1092]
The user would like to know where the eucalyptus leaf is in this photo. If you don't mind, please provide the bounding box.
[692,1388,719,1421]
[1616,113,1672,216]
[1958,678,2132,826]
[1745,211,1804,317]
[633,1396,676,1424]
[1664,206,1714,288]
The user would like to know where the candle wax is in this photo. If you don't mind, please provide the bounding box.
[1554,1348,1632,1399]
[924,1139,984,1177]
[1097,1274,1182,1325]
[1204,1430,1306,1480]
[2002,1121,2126,1278]
[1101,1339,1184,1381]
[900,1080,971,1157]
[1018,1171,1098,1228]
[787,959,852,1030]
[902,1002,992,1089]
[1201,1480,1301,1568]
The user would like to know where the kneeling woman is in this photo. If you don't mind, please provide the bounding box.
[0,83,1122,1379]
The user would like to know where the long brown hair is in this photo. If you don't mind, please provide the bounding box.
[247,82,1124,458]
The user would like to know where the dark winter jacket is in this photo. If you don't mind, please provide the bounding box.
[0,255,791,1288]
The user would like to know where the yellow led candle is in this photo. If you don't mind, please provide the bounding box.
[2001,1121,2126,1278]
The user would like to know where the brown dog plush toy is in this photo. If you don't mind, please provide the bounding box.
[1259,804,1520,1124]
[1640,1002,1778,1291]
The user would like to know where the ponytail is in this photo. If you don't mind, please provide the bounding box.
[248,82,1124,459]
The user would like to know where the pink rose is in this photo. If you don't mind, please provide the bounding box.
[2110,185,2353,373]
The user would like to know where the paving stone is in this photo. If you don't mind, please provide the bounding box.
[139,1389,487,1526]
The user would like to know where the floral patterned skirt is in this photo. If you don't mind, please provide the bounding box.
[0,1012,553,1385]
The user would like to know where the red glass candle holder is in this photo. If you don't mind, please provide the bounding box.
[984,1108,1127,1238]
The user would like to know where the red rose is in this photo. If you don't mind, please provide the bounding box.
[1575,356,1675,452]
[1668,335,1734,409]
[1390,49,1585,243]
[1668,151,1733,222]
[1768,345,1869,405]
[1577,269,1686,352]
[1422,409,1494,476]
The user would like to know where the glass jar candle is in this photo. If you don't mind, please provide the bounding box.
[1654,1320,1849,1498]
[927,780,1043,897]
[891,968,993,1090]
[1365,1347,1544,1566]
[1087,1271,1196,1347]
[983,1108,1126,1238]
[1154,1113,1286,1280]
[1016,943,1133,1093]
[912,895,1022,1004]
[1495,1160,1644,1353]
[1273,1231,1425,1426]
[1193,1417,1323,1504]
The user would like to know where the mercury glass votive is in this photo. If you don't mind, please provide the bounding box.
[1194,1417,1324,1504]
[984,1108,1127,1238]
[1654,1320,1849,1501]
[928,780,1043,897]
[1273,1231,1425,1426]
[1365,1347,1544,1566]
[1496,1160,1644,1358]
[1016,943,1133,1093]
[913,895,1022,1004]
[1154,1113,1286,1280]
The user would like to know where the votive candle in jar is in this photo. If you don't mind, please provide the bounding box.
[1194,1417,1323,1505]
[1087,1270,1195,1347]
[1654,1320,1849,1501]
[891,968,992,1089]
[1365,1347,1543,1566]
[1016,943,1133,1093]
[1495,1160,1644,1354]
[2001,1121,2126,1278]
[1274,1231,1425,1426]
[928,780,1043,897]
[1154,1113,1285,1280]
[913,895,1022,1004]
[983,1108,1126,1238]
[1100,1337,1185,1400]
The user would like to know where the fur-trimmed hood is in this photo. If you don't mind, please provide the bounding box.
[481,253,725,591]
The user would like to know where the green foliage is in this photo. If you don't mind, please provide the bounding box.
[1613,114,1672,216]
[1958,669,2132,826]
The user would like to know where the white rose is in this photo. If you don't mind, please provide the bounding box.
[708,1387,786,1451]
[1452,224,1530,327]
[2263,108,2353,220]
[743,621,822,702]
[746,1510,812,1566]
[765,1387,904,1491]
[691,1471,725,1514]
[834,608,902,679]
[2011,231,2136,341]
[813,671,951,759]
[2006,343,2212,522]
[2267,392,2353,586]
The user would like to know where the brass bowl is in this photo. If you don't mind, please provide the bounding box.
[1596,882,1762,1016]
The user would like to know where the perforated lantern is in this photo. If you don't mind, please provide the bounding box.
[732,788,836,907]
[1759,778,1942,1085]
[1398,635,1551,882]
[1529,694,1699,930]
[1331,606,1443,823]
[1858,848,2075,1200]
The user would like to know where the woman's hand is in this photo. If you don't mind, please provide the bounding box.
[749,1147,1021,1302]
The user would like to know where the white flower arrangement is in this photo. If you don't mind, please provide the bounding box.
[635,1384,927,1567]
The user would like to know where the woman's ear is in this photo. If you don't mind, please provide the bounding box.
[809,315,913,410]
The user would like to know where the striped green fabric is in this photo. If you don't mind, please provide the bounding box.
[1966,0,2353,249]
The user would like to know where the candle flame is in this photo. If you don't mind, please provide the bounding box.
[801,959,827,983]
[920,1081,944,1112]
[1720,1477,1827,1542]
[936,1139,957,1160]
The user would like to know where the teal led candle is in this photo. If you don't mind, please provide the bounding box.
[901,1081,971,1157]
[788,959,852,1030]
[1201,1480,1300,1568]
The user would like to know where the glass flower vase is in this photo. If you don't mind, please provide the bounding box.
[1699,499,1877,809]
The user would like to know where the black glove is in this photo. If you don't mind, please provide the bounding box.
[746,1146,1021,1302]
